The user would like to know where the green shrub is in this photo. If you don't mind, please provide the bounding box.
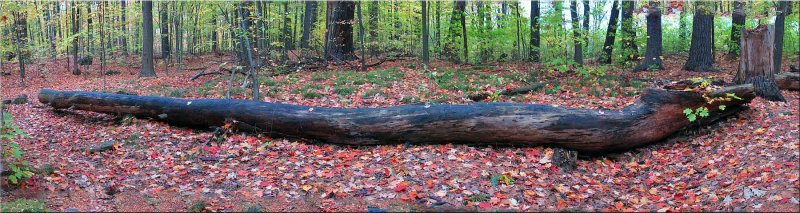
[2,113,33,186]
[333,86,357,96]
[310,71,333,81]
[334,70,367,86]
[366,68,404,86]
[0,199,47,212]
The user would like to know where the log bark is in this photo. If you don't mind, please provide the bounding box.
[776,72,799,91]
[38,85,754,154]
[468,82,545,101]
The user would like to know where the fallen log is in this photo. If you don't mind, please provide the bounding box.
[776,72,799,91]
[38,84,754,154]
[190,66,245,81]
[468,82,545,101]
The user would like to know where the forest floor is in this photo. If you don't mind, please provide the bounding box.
[1,53,798,212]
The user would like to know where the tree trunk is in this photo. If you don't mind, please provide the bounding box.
[601,0,619,64]
[620,0,637,61]
[301,1,318,49]
[445,1,467,63]
[121,0,128,56]
[160,2,170,60]
[634,0,664,72]
[734,25,785,102]
[458,1,468,63]
[38,84,755,155]
[422,0,429,66]
[368,1,378,57]
[12,11,27,86]
[238,2,259,101]
[582,0,589,53]
[175,2,184,72]
[282,1,292,55]
[679,7,687,51]
[140,1,157,77]
[530,0,540,62]
[570,0,583,65]
[211,15,219,54]
[357,2,366,71]
[87,3,93,56]
[435,1,441,56]
[683,2,717,72]
[324,1,356,61]
[46,2,57,60]
[773,1,790,73]
[257,1,266,52]
[100,1,106,89]
[728,0,745,57]
[71,2,81,75]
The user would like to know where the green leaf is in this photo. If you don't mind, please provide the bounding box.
[683,108,693,115]
[12,148,22,159]
[687,114,697,122]
[9,175,18,184]
[719,105,727,111]
[699,111,709,117]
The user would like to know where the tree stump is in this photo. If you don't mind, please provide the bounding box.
[734,25,785,102]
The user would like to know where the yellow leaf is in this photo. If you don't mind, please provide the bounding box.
[302,185,312,191]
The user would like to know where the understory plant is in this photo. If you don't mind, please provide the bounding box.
[2,111,34,185]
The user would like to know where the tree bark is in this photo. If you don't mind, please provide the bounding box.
[71,2,81,75]
[46,2,57,60]
[12,11,27,86]
[683,2,717,72]
[570,0,583,65]
[368,1,378,57]
[458,1,468,63]
[422,0,429,66]
[140,1,157,77]
[620,0,637,61]
[634,0,664,72]
[728,0,744,57]
[530,0,540,62]
[282,1,292,55]
[301,1,318,49]
[601,0,620,64]
[160,2,170,60]
[734,25,785,102]
[445,1,468,63]
[38,84,755,154]
[211,15,219,54]
[175,2,184,72]
[238,2,259,101]
[773,1,790,73]
[324,1,356,61]
[121,0,128,56]
[582,0,589,53]
[357,1,366,71]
